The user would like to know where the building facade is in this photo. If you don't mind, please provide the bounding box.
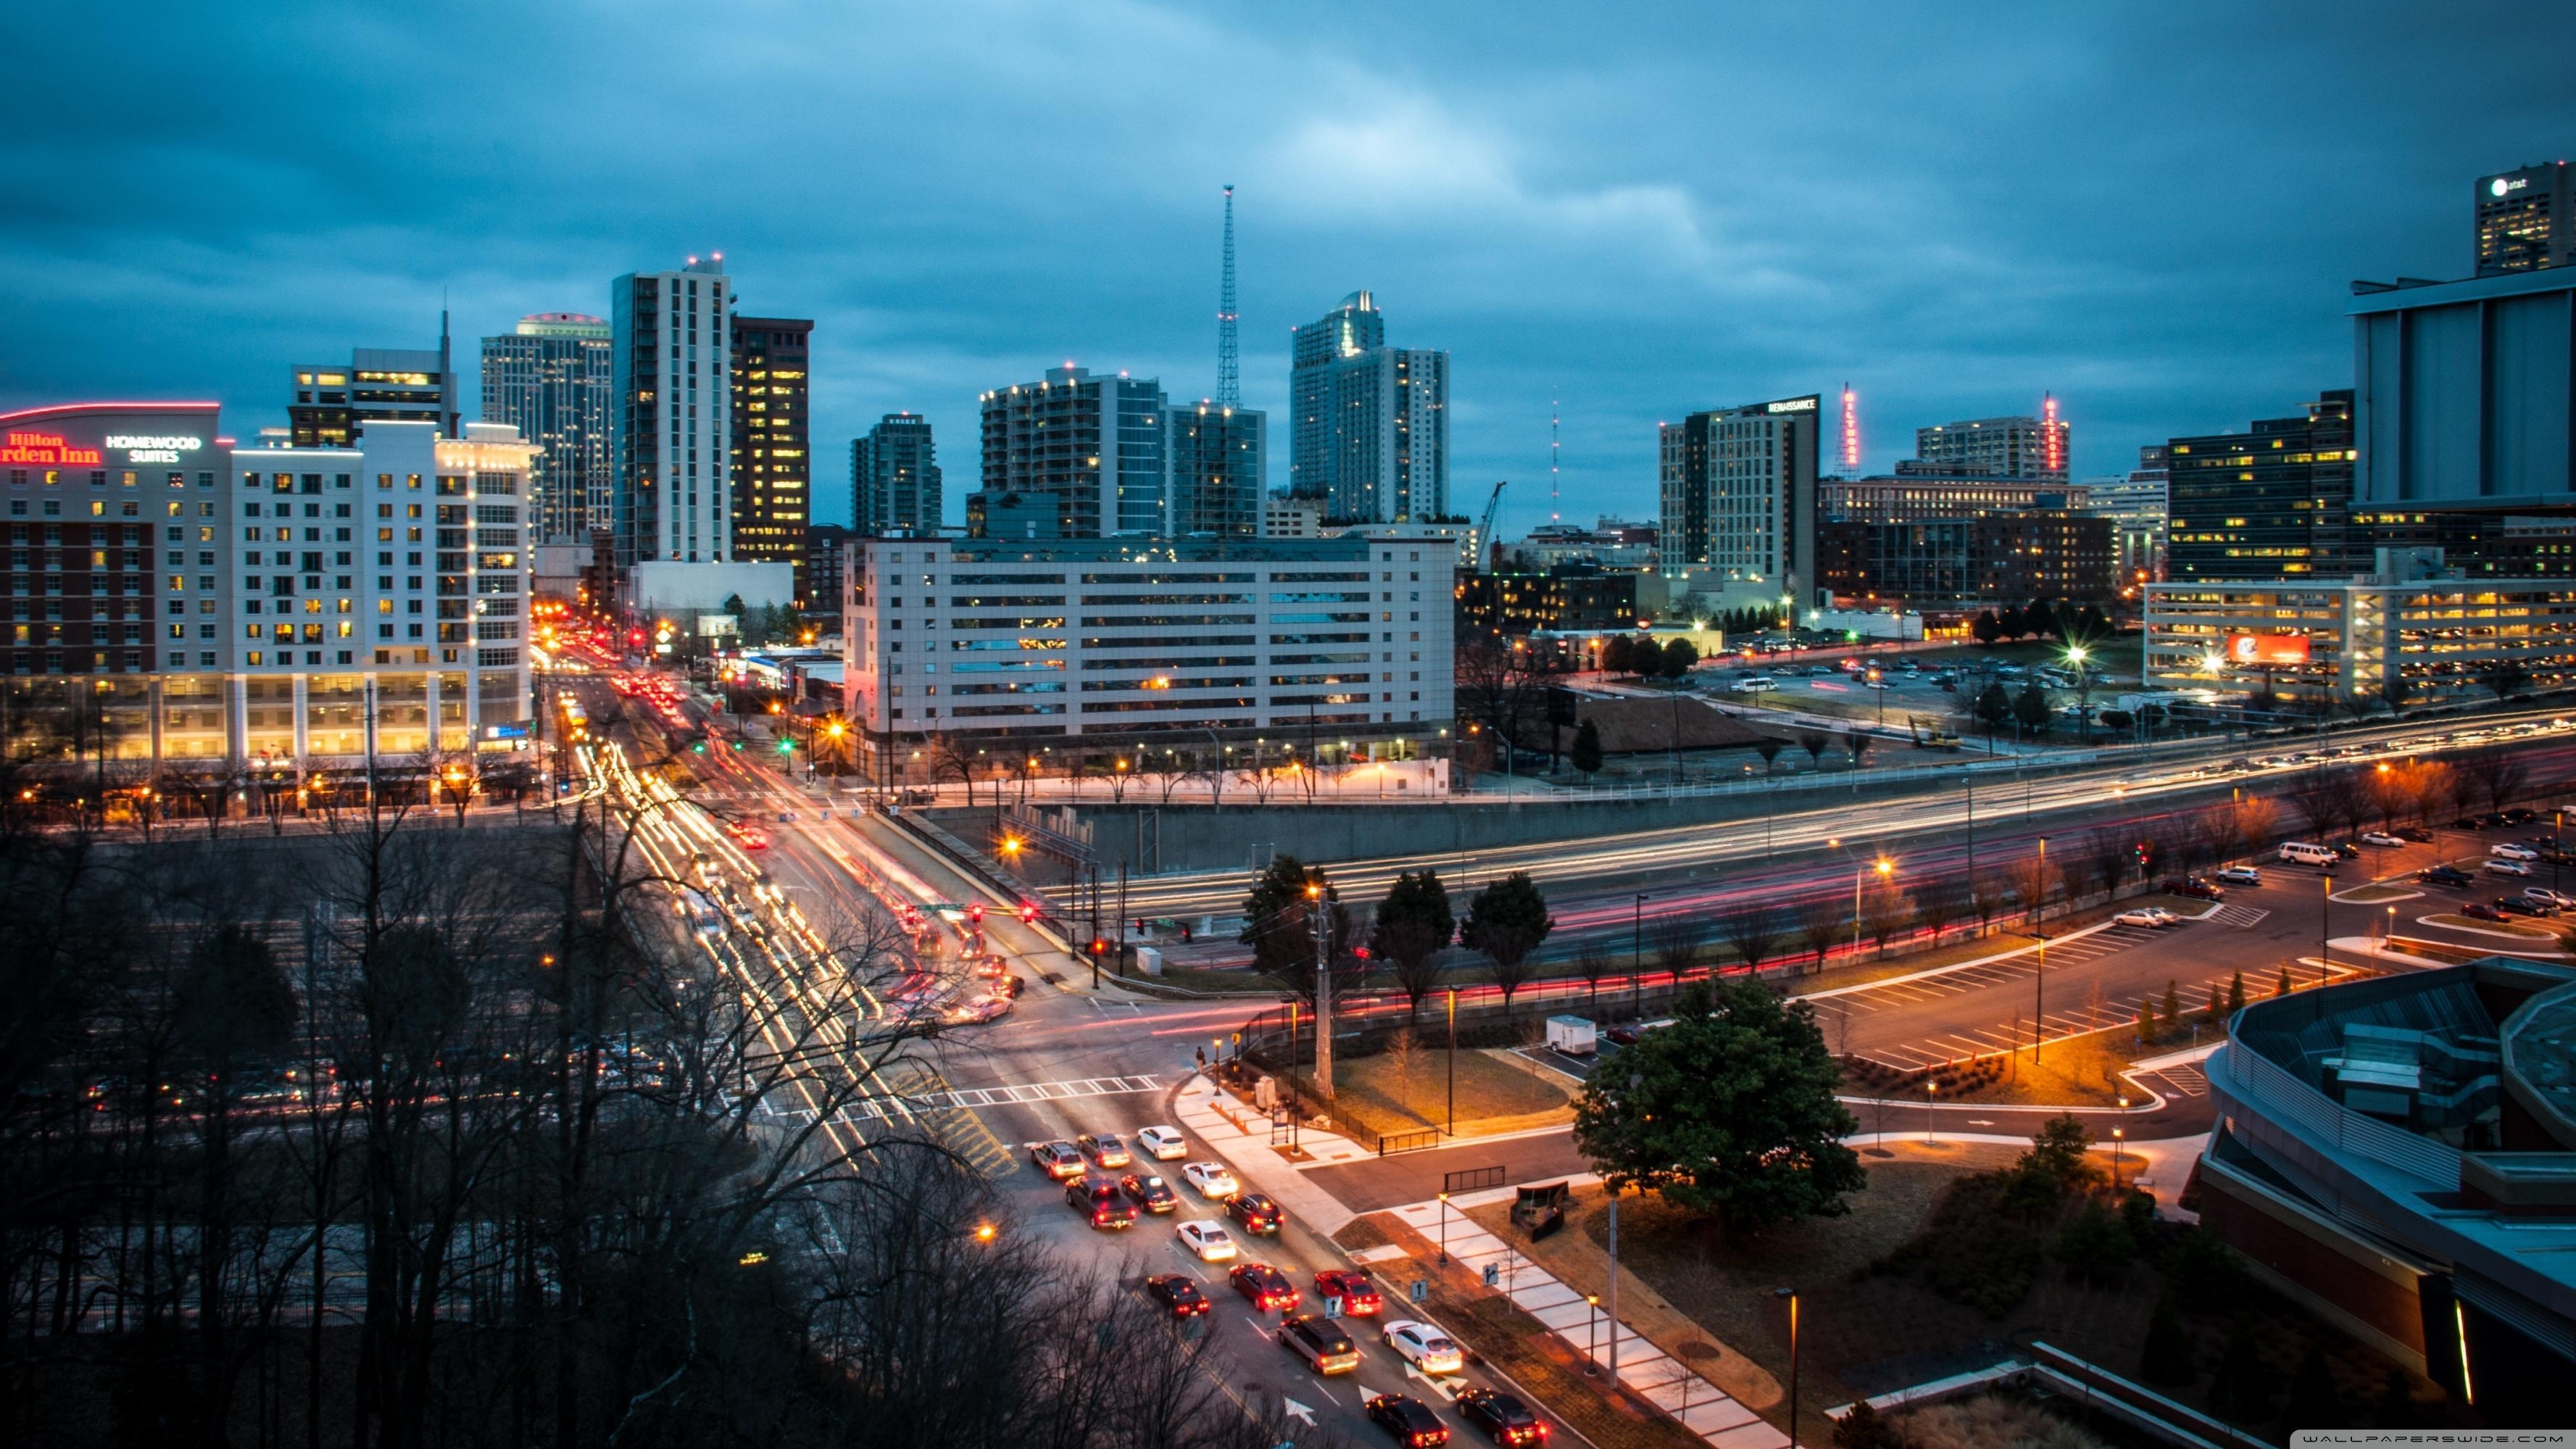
[2142,570,2576,705]
[4,404,533,776]
[1816,512,2114,613]
[729,316,813,601]
[1168,401,1263,536]
[852,412,942,534]
[480,312,612,541]
[2352,267,2576,512]
[1658,395,1820,597]
[290,341,460,448]
[2166,390,2356,584]
[1911,412,2069,483]
[1455,565,1641,639]
[976,365,1171,537]
[1818,474,2088,524]
[2082,445,2169,587]
[612,256,733,567]
[1288,291,1448,523]
[841,533,1455,752]
[2476,162,2575,276]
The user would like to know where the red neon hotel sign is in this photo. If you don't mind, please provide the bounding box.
[1,431,104,466]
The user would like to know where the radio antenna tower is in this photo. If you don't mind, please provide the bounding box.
[1216,185,1239,409]
[1550,387,1561,521]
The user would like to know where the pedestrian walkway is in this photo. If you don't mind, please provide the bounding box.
[2207,904,2271,928]
[1388,1192,1788,1449]
[1171,1076,1362,1235]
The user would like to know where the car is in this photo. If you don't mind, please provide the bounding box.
[2161,876,2226,901]
[2486,859,2535,877]
[1313,1269,1383,1316]
[1143,1273,1209,1319]
[2498,897,2557,918]
[1277,1313,1363,1374]
[944,994,1010,1024]
[2333,842,2364,860]
[2463,902,2508,922]
[2114,909,2175,930]
[1181,1161,1240,1198]
[1366,1394,1450,1448]
[2527,887,2576,910]
[2504,807,2543,826]
[2398,826,2436,842]
[2493,842,2542,861]
[1118,1173,1179,1213]
[1076,1132,1132,1168]
[1030,1140,1085,1180]
[2421,865,2476,887]
[2361,831,2406,847]
[1067,1179,1137,1229]
[2214,865,2264,886]
[1136,1125,1188,1161]
[1175,1220,1237,1262]
[1225,1191,1284,1234]
[1455,1387,1549,1445]
[1229,1263,1300,1313]
[1381,1319,1466,1376]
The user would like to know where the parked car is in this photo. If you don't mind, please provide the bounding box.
[2492,842,2541,861]
[2361,831,2406,848]
[2526,887,2576,910]
[2162,876,2226,901]
[1144,1273,1210,1319]
[2334,842,2364,860]
[2498,897,2558,918]
[2114,909,2176,929]
[2462,902,2509,922]
[2398,826,2436,842]
[2214,865,2264,887]
[1135,1125,1188,1160]
[2486,859,2535,878]
[2421,865,2477,887]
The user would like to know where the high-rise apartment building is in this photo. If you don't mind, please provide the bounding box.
[1168,401,1262,536]
[2080,445,2169,586]
[974,365,1168,538]
[1658,395,1820,595]
[2165,391,2356,584]
[612,255,732,567]
[480,312,612,541]
[2475,162,2575,276]
[852,412,941,533]
[289,335,460,448]
[1912,410,2070,483]
[729,316,813,599]
[1289,291,1448,523]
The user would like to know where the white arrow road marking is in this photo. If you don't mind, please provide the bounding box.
[1282,1399,1316,1426]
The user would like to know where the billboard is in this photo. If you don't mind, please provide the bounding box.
[2224,633,2311,668]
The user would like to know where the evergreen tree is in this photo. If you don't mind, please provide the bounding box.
[2277,963,2293,996]
[1998,604,2028,640]
[2025,599,2061,640]
[1370,869,1456,1022]
[1832,1398,1903,1449]
[2227,971,2247,1013]
[2012,681,2053,735]
[2213,1316,2277,1419]
[1238,855,1355,1004]
[1972,608,2003,647]
[1569,719,1605,777]
[1974,681,2013,734]
[1658,637,1700,681]
[2140,1296,2199,1385]
[2283,1342,2346,1431]
[2163,980,2182,1029]
[1460,872,1555,1013]
[1600,635,1634,675]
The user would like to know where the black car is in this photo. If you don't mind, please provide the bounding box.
[2504,807,2541,826]
[1144,1273,1208,1319]
[1118,1172,1179,1214]
[1225,1190,1284,1234]
[2398,826,2435,843]
[1455,1387,1547,1445]
[1065,1179,1137,1229]
[1366,1393,1450,1447]
[2498,897,2559,918]
[2421,865,2476,888]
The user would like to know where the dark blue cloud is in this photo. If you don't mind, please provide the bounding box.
[2,0,2569,535]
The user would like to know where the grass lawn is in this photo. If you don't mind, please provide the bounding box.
[2337,884,2416,903]
[1328,1046,1573,1142]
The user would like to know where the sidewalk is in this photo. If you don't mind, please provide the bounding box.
[1171,1075,1363,1237]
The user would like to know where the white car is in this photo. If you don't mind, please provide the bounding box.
[1136,1125,1188,1161]
[1181,1161,1240,1199]
[2361,832,2406,848]
[2113,909,2175,929]
[2486,859,2535,877]
[2492,842,2541,861]
[1175,1220,1237,1262]
[2526,888,2576,910]
[2214,865,2263,886]
[1381,1319,1466,1377]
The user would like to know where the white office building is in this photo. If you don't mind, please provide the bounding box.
[613,255,734,567]
[1658,396,1819,602]
[1289,291,1449,523]
[481,312,613,541]
[1914,412,2070,483]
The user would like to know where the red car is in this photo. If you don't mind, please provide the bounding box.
[1144,1274,1209,1319]
[1313,1269,1382,1316]
[2161,876,2224,901]
[2461,901,2507,922]
[1229,1262,1299,1313]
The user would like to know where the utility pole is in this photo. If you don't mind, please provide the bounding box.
[2033,835,2050,1063]
[1310,883,1334,1100]
[1606,1184,1621,1378]
[1446,987,1458,1134]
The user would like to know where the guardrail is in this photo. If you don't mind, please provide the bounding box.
[1443,1164,1508,1193]
[1378,1128,1445,1156]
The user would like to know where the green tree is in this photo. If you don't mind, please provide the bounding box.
[1971,609,2003,647]
[1658,637,1699,681]
[2140,1296,2199,1386]
[1370,870,1456,1023]
[1239,855,1355,1006]
[2020,1113,2098,1186]
[2011,681,2052,736]
[1600,635,1634,675]
[1998,604,2028,640]
[2227,971,2247,1014]
[1974,681,2013,736]
[2054,1200,2137,1288]
[1832,1399,1903,1449]
[178,922,298,1066]
[2163,980,2182,1029]
[2485,657,2530,702]
[1571,979,1865,1229]
[1569,719,1604,778]
[1845,731,1872,773]
[1460,872,1554,1013]
[2277,963,2293,997]
[2025,599,2061,641]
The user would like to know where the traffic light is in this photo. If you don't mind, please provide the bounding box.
[690,739,707,754]
[968,902,985,923]
[1018,903,1038,923]
[776,738,794,755]
[731,739,744,751]
[1089,938,1108,957]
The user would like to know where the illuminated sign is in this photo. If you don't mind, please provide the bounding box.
[1765,397,1818,414]
[2492,176,2529,198]
[2225,633,2311,667]
[105,433,204,464]
[1,431,104,466]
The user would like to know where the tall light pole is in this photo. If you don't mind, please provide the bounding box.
[1774,1287,1801,1448]
[1446,987,1458,1134]
[2066,642,2091,744]
[1632,893,1648,1021]
[2033,835,2051,1063]
[1308,882,1335,1100]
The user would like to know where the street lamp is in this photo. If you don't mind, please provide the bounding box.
[1632,892,1648,1020]
[2032,836,2051,1062]
[1775,1287,1801,1449]
[1584,1293,1601,1375]
[1437,1190,1450,1264]
[1925,1079,1937,1142]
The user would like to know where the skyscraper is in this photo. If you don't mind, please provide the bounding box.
[852,412,942,533]
[1911,407,2069,482]
[1658,395,1820,594]
[2475,162,2575,275]
[480,312,612,541]
[1167,400,1262,536]
[2165,391,2354,584]
[1289,291,1448,523]
[730,315,813,599]
[289,329,460,448]
[974,365,1168,538]
[612,255,732,566]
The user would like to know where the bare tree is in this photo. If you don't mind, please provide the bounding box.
[1719,908,1784,979]
[1913,876,1967,947]
[1647,913,1708,985]
[1572,939,1614,1013]
[1798,897,1847,973]
[1971,871,2014,938]
[1861,881,1915,957]
[2010,852,2058,930]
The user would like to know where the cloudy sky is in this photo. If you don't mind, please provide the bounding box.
[4,1,2570,536]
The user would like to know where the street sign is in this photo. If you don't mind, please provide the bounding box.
[1482,1263,1499,1287]
[1408,1279,1428,1304]
[1324,1295,1344,1318]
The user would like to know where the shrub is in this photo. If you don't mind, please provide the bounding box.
[2053,1201,2135,1288]
[1832,1398,1904,1449]
[1875,1174,2045,1318]
[2211,1316,2276,1419]
[2283,1342,2345,1432]
[2139,1296,2198,1386]
[2164,1227,2249,1312]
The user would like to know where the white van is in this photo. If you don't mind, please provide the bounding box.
[1732,676,1777,694]
[2279,842,2338,866]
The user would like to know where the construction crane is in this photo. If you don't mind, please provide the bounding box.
[1474,481,1507,573]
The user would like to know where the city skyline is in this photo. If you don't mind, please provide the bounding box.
[3,2,2572,542]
